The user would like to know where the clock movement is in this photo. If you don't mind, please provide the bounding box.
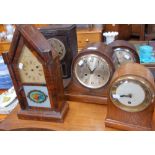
[39,25,77,87]
[65,42,115,104]
[105,63,155,130]
[2,24,68,122]
[109,40,140,69]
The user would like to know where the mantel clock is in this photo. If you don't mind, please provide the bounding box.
[65,42,115,104]
[105,63,155,130]
[39,25,77,87]
[2,24,68,122]
[109,40,140,69]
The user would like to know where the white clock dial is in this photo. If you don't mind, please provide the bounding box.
[110,77,154,112]
[74,54,111,89]
[115,81,145,106]
[113,48,135,68]
[48,38,66,60]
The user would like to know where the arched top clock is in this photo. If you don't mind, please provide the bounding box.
[109,40,140,69]
[72,42,115,89]
[2,24,68,122]
[105,63,155,130]
[65,42,115,104]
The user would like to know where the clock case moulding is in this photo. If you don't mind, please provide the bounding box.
[39,24,78,88]
[2,24,68,122]
[65,42,115,104]
[109,40,140,66]
[105,63,155,131]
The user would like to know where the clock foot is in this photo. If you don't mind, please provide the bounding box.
[17,102,69,123]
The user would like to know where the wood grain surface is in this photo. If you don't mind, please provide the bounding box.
[0,101,117,131]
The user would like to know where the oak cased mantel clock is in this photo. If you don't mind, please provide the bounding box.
[105,63,155,130]
[109,40,140,69]
[65,42,115,104]
[39,25,77,87]
[2,24,69,122]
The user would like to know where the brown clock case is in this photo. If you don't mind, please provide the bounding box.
[2,25,68,122]
[65,42,115,104]
[109,40,140,63]
[105,63,155,130]
[39,25,77,80]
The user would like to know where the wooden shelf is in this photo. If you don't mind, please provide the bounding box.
[0,101,117,131]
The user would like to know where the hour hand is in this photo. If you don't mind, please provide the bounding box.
[120,94,132,98]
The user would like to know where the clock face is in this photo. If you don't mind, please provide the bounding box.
[110,76,154,112]
[74,54,111,89]
[113,48,136,69]
[18,45,46,84]
[48,38,66,60]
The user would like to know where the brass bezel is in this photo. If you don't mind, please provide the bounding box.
[74,54,111,89]
[110,75,154,112]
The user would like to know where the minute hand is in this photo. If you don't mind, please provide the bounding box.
[91,67,97,73]
[87,64,97,74]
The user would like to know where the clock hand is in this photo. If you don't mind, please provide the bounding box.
[87,65,92,73]
[120,94,132,98]
[91,67,97,73]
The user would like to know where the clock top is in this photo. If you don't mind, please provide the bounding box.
[38,24,76,31]
[16,25,51,52]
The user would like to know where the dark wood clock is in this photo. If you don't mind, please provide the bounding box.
[105,63,155,130]
[2,24,69,122]
[39,24,78,87]
[65,42,115,104]
[109,40,140,69]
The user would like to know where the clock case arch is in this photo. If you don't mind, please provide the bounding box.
[65,42,115,104]
[2,25,68,122]
[105,63,155,130]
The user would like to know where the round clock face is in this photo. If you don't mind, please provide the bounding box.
[74,54,111,89]
[110,76,154,112]
[48,38,66,60]
[113,48,136,69]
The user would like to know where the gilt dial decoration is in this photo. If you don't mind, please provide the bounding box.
[110,76,154,112]
[48,38,66,60]
[74,54,111,89]
[113,48,135,69]
[18,45,46,84]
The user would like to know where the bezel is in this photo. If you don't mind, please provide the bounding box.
[72,50,114,90]
[74,53,111,89]
[112,47,137,68]
[109,40,140,65]
[110,75,154,112]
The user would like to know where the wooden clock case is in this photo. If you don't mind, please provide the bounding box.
[105,63,155,130]
[65,42,115,104]
[39,24,77,87]
[109,40,140,63]
[2,25,68,122]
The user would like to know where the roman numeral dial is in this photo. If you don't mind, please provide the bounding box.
[74,54,111,89]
